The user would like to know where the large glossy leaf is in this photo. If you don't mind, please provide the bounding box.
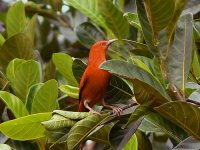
[155,101,200,140]
[123,103,151,128]
[123,134,138,150]
[136,0,159,56]
[88,122,116,146]
[0,144,11,150]
[191,47,200,80]
[100,60,170,105]
[167,14,193,95]
[143,0,175,40]
[139,113,187,142]
[6,58,26,84]
[25,83,43,113]
[25,14,38,44]
[59,85,79,99]
[124,12,141,30]
[65,0,113,37]
[0,33,35,69]
[31,79,58,114]
[0,91,29,118]
[135,131,152,150]
[97,0,129,38]
[105,76,133,102]
[0,34,5,46]
[110,118,143,150]
[72,58,87,83]
[0,113,51,140]
[121,40,153,58]
[42,114,76,130]
[52,53,78,86]
[75,22,105,49]
[173,136,200,150]
[6,1,26,37]
[165,0,188,57]
[7,60,41,101]
[67,114,109,150]
[188,88,200,103]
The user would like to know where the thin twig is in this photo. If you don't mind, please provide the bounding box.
[110,102,138,116]
[186,99,200,107]
[190,70,200,85]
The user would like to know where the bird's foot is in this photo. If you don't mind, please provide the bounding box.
[111,106,123,116]
[89,109,101,115]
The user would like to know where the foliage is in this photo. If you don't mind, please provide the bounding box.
[0,0,200,150]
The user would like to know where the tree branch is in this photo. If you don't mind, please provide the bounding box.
[186,99,200,107]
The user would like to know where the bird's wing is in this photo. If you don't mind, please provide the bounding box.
[79,71,88,103]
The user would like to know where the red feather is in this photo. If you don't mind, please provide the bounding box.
[78,41,111,112]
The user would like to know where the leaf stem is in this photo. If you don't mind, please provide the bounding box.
[159,58,184,101]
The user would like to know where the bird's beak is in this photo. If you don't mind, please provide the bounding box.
[106,39,118,46]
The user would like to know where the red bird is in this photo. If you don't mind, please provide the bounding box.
[78,40,122,115]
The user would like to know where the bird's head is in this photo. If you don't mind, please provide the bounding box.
[90,39,117,53]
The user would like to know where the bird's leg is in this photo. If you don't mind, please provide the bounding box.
[84,100,101,115]
[101,99,122,116]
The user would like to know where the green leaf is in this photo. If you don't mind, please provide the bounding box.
[143,0,175,40]
[6,58,26,84]
[31,79,58,114]
[100,60,170,104]
[42,114,76,130]
[25,83,43,113]
[67,114,109,150]
[173,136,200,150]
[65,0,113,37]
[191,46,200,79]
[139,113,187,142]
[0,34,5,46]
[167,14,193,94]
[106,76,133,102]
[72,58,87,83]
[155,101,200,140]
[121,39,153,58]
[75,22,105,49]
[6,1,26,37]
[88,123,115,145]
[131,57,154,76]
[52,53,78,86]
[0,144,12,150]
[0,113,51,140]
[136,0,159,56]
[97,0,129,38]
[124,12,141,30]
[25,14,38,44]
[135,131,152,150]
[110,118,143,150]
[0,33,35,69]
[0,91,29,118]
[188,88,200,103]
[59,85,79,99]
[7,60,41,101]
[165,0,188,57]
[123,103,151,128]
[53,110,92,120]
[122,134,138,150]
